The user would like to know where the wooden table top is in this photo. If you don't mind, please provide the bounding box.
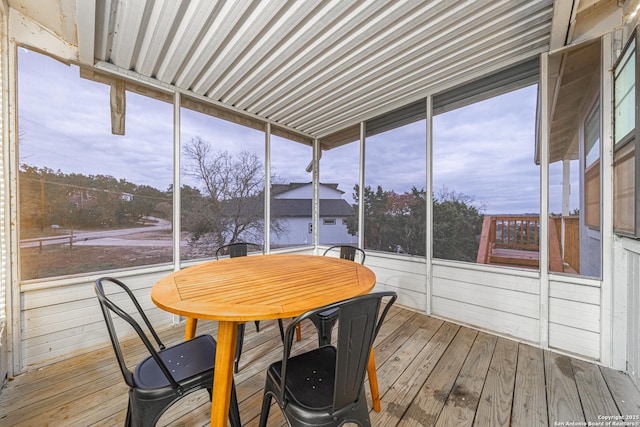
[151,253,376,322]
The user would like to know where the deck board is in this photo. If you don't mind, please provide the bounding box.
[436,332,497,426]
[473,337,518,427]
[571,359,619,422]
[0,305,638,426]
[545,351,585,424]
[401,327,478,426]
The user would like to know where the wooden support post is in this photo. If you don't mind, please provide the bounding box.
[110,80,125,135]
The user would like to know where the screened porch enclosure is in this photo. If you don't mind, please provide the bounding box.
[3,0,640,412]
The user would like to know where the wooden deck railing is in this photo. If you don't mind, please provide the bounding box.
[477,215,540,265]
[477,215,572,272]
[493,215,540,250]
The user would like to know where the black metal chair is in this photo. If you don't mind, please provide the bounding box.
[258,291,397,427]
[308,245,367,346]
[322,244,366,264]
[215,242,285,373]
[94,277,241,427]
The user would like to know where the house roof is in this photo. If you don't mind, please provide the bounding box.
[272,182,342,197]
[271,199,353,218]
[10,0,568,149]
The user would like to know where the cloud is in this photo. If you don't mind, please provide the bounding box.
[432,85,540,214]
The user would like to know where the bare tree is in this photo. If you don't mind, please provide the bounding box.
[182,136,285,247]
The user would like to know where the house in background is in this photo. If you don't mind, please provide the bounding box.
[271,182,356,247]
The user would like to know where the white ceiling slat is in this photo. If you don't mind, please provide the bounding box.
[213,1,317,102]
[286,1,551,131]
[268,0,485,124]
[174,1,250,90]
[238,0,388,112]
[154,1,221,84]
[92,0,557,139]
[76,0,96,65]
[223,0,356,106]
[251,0,429,117]
[302,19,552,130]
[248,0,419,114]
[194,0,289,97]
[136,0,183,76]
[93,0,114,60]
[109,0,149,69]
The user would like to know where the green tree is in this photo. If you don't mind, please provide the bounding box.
[432,188,484,262]
[348,184,483,260]
[19,164,170,234]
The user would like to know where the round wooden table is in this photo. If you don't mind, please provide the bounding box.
[151,253,377,427]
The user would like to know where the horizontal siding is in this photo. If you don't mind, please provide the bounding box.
[549,297,600,332]
[432,296,539,341]
[548,280,600,305]
[548,278,601,360]
[549,323,600,360]
[434,262,539,294]
[21,270,175,369]
[366,254,427,312]
[432,262,540,343]
[433,277,539,318]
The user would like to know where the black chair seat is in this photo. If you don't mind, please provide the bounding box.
[134,334,216,389]
[268,346,336,410]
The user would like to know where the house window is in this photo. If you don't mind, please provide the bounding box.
[613,33,639,237]
[323,219,336,225]
[18,48,173,280]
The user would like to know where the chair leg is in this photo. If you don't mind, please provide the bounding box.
[124,401,133,427]
[368,348,381,412]
[229,382,242,427]
[254,320,260,332]
[316,316,338,347]
[234,323,246,373]
[258,392,273,427]
[278,319,285,343]
[295,322,301,341]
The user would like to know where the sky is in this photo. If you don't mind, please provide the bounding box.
[18,47,572,215]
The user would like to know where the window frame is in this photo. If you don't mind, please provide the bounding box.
[613,30,640,238]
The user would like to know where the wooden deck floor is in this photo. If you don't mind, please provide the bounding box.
[1,305,639,426]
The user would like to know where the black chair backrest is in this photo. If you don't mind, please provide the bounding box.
[322,245,366,264]
[215,242,263,259]
[281,291,396,409]
[94,277,179,391]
